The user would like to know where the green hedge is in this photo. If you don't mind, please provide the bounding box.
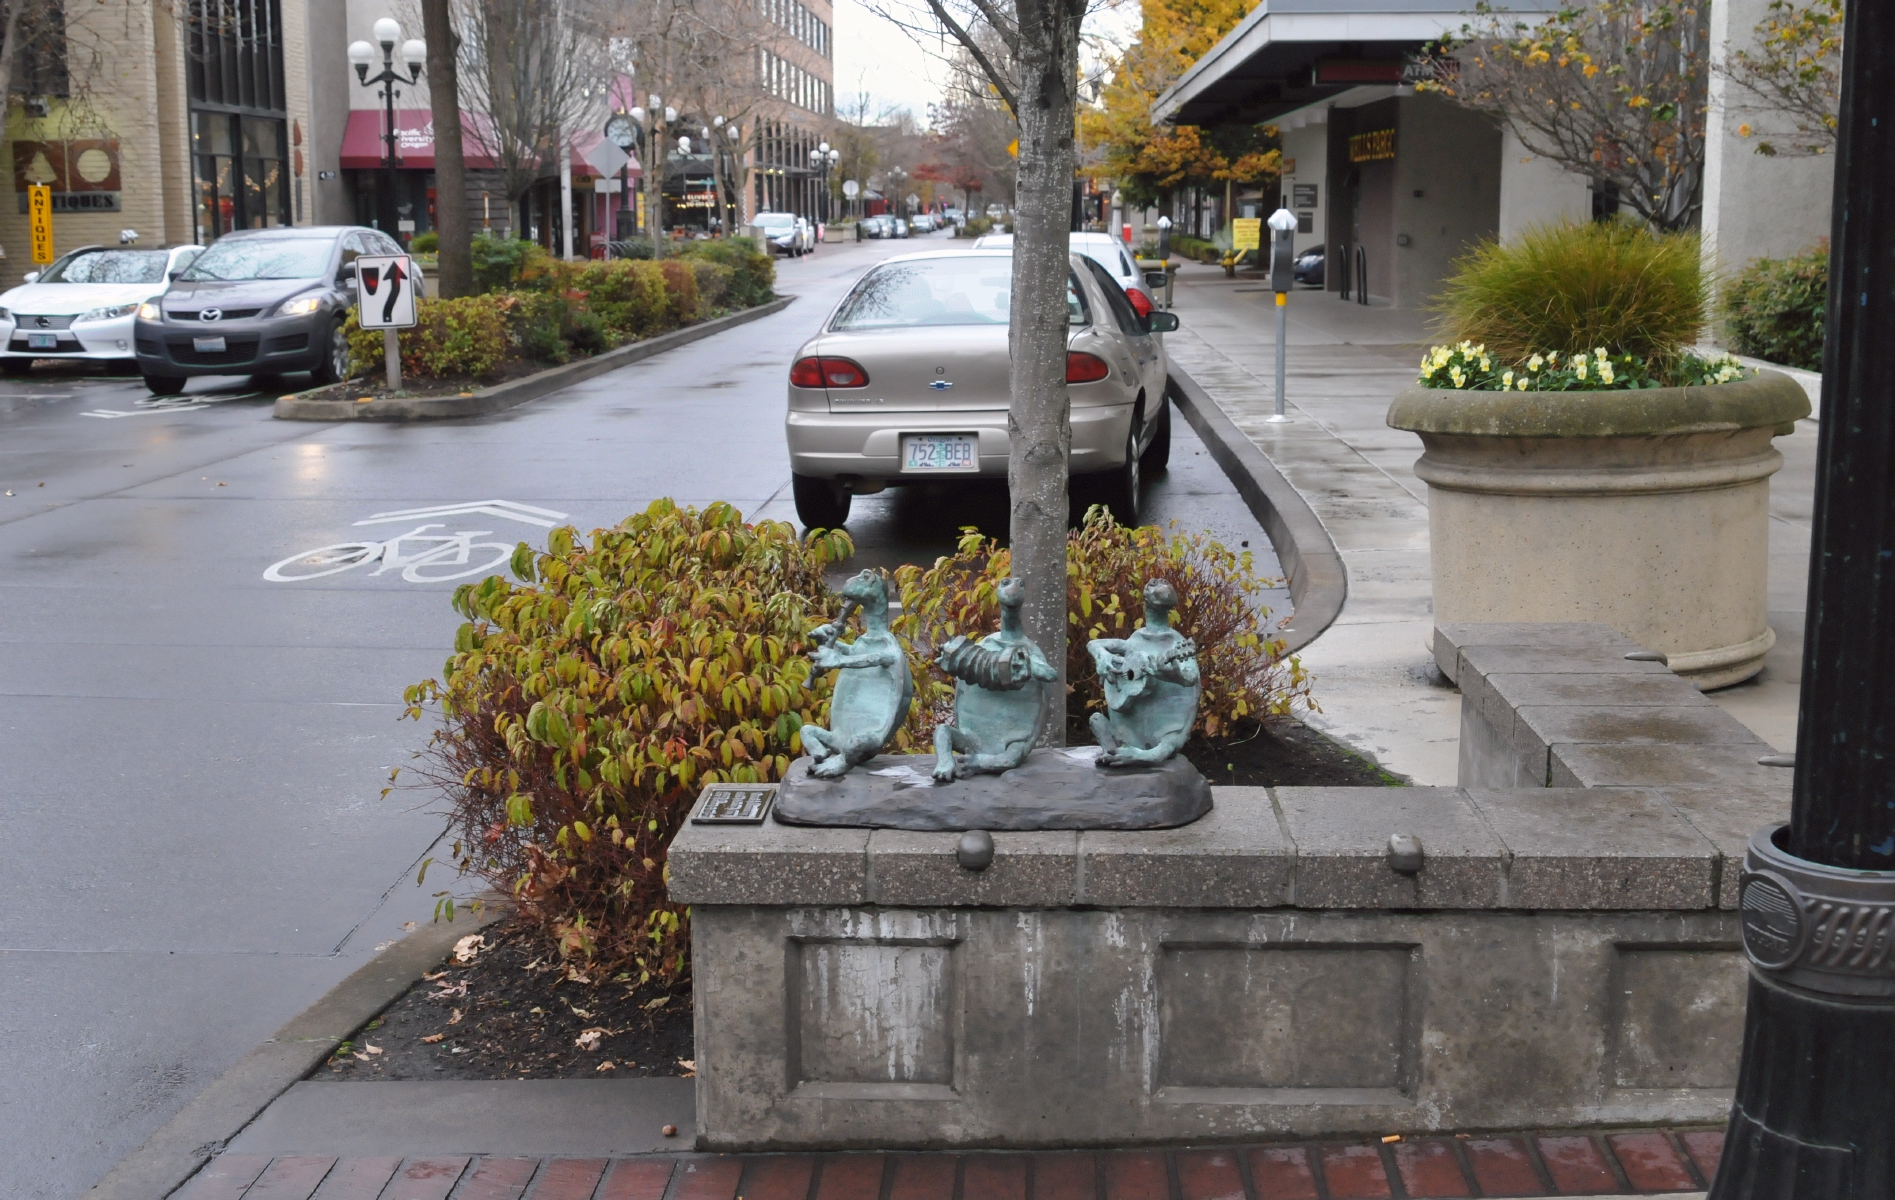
[343,244,774,383]
[1721,243,1829,371]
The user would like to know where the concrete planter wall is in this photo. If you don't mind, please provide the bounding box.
[1387,372,1810,688]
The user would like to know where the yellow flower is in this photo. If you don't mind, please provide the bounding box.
[1449,366,1466,388]
[1516,376,1530,391]
[1574,358,1589,381]
[1502,369,1515,388]
[1594,347,1608,360]
[1527,354,1545,371]
[1598,361,1615,384]
[1479,356,1492,372]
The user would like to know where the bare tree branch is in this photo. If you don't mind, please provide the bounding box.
[925,0,1018,113]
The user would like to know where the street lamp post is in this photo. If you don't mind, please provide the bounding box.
[1709,3,1895,1194]
[807,142,837,225]
[349,19,426,242]
[629,98,676,256]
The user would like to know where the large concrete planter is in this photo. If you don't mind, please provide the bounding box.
[1387,372,1810,688]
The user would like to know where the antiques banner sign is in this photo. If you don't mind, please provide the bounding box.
[14,139,123,213]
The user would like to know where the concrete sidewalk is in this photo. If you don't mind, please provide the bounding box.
[1165,263,1813,784]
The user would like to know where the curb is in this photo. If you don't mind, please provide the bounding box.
[1166,365,1346,653]
[83,902,510,1200]
[273,294,798,422]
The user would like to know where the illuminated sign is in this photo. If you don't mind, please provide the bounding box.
[1348,128,1396,163]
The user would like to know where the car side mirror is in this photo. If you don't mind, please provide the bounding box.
[1144,311,1180,334]
[22,271,39,284]
[338,262,358,283]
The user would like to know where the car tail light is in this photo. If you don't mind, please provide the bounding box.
[1124,287,1154,318]
[790,356,870,389]
[1066,351,1111,383]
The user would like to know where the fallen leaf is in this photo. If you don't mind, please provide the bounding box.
[365,1044,383,1055]
[421,1033,446,1044]
[566,968,592,984]
[450,1046,468,1054]
[576,1027,608,1051]
[353,1052,370,1061]
[642,995,670,1011]
[428,980,469,1000]
[422,971,448,982]
[447,1007,464,1024]
[529,1006,545,1015]
[568,1006,593,1019]
[453,934,485,963]
[596,1060,616,1071]
[678,1058,696,1077]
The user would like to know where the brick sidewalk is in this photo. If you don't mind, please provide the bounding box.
[175,1128,1724,1199]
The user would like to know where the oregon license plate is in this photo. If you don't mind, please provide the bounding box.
[901,433,979,473]
[193,336,227,353]
[26,333,57,349]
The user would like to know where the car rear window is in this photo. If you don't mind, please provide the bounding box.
[40,250,170,284]
[832,258,1087,329]
[1081,258,1146,335]
[180,237,335,281]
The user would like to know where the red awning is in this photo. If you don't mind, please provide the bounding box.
[340,109,639,178]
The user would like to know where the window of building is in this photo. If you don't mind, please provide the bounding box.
[185,0,291,241]
[18,0,70,97]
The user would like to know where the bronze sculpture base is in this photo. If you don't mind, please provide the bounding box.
[771,748,1213,831]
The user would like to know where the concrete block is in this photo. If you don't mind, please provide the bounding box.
[1483,672,1712,709]
[1078,787,1290,908]
[1515,706,1767,763]
[1548,743,1792,793]
[1278,788,1508,908]
[1459,644,1672,680]
[1459,700,1544,789]
[1607,946,1748,1090]
[1435,623,1641,682]
[868,830,1078,907]
[667,821,870,906]
[1649,787,1791,908]
[1469,789,1718,910]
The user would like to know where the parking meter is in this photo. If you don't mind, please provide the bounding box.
[1156,215,1172,260]
[1265,207,1300,424]
[1268,207,1298,294]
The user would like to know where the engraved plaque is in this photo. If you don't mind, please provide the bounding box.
[693,783,776,824]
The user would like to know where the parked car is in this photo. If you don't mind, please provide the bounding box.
[964,231,1159,317]
[910,213,938,233]
[0,243,203,375]
[753,212,812,256]
[133,225,411,395]
[784,249,1179,529]
[862,215,904,239]
[1294,244,1326,286]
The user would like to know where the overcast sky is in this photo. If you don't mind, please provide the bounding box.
[832,0,1140,129]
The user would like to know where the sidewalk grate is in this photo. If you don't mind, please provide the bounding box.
[172,1129,1724,1200]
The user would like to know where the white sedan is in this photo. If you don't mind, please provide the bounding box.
[784,248,1178,529]
[1,244,202,375]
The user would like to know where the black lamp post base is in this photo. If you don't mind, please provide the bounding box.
[1711,972,1893,1198]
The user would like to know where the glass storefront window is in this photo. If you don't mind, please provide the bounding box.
[192,110,289,240]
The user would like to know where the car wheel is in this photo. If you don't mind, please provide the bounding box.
[310,320,350,386]
[2,358,31,377]
[1140,399,1172,473]
[1095,425,1142,526]
[143,374,187,396]
[792,473,851,530]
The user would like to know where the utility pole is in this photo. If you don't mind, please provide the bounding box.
[1710,1,1895,1193]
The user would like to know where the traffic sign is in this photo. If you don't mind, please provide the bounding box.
[842,180,860,198]
[28,184,54,264]
[356,254,418,329]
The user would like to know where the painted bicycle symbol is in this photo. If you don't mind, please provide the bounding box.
[264,523,515,583]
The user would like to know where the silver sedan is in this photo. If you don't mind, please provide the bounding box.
[784,249,1178,529]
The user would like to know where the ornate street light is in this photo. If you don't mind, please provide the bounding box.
[349,18,426,241]
[1709,3,1895,1193]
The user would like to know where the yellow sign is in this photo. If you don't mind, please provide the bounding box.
[1348,127,1396,163]
[28,184,54,264]
[1231,218,1262,252]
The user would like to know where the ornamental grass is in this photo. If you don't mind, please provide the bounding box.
[1433,219,1709,371]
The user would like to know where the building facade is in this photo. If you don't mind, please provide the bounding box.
[749,0,835,221]
[0,0,349,287]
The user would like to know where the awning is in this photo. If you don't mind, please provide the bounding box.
[339,109,641,177]
[1149,0,1560,127]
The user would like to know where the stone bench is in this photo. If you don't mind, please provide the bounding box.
[670,622,1786,1150]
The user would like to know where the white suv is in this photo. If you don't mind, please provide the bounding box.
[753,212,812,257]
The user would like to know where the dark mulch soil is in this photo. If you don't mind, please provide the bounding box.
[1065,716,1405,788]
[313,915,693,1083]
[1185,718,1406,787]
[282,360,545,405]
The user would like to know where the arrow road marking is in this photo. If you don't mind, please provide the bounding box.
[352,500,571,528]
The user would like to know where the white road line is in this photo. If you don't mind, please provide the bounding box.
[352,500,570,528]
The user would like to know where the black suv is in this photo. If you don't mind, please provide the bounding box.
[134,225,413,394]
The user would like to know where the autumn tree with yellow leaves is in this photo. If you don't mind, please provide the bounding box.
[1079,0,1279,208]
[1418,1,1709,232]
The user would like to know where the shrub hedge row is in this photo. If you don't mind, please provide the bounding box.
[344,237,774,383]
[1720,242,1829,372]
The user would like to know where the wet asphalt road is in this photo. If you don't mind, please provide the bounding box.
[0,230,1279,1197]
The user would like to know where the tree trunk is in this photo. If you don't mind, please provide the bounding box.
[421,0,474,297]
[1007,0,1085,743]
[647,124,666,259]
